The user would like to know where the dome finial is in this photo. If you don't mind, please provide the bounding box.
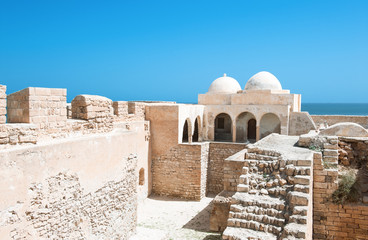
[224,73,227,77]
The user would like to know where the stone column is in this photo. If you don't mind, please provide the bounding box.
[256,125,260,142]
[232,121,236,142]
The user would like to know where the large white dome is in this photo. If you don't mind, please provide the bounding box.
[208,74,241,94]
[244,71,282,91]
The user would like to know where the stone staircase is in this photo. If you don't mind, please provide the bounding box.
[222,147,312,240]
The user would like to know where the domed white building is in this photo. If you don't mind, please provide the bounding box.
[244,71,282,91]
[196,71,314,143]
[207,74,241,94]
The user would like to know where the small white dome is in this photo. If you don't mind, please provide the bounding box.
[208,74,241,94]
[245,71,282,91]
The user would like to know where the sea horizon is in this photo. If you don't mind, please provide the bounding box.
[301,103,368,116]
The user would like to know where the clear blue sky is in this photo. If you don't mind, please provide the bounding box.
[0,1,367,103]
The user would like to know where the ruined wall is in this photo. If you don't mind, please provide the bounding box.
[312,151,368,239]
[288,112,316,136]
[207,143,246,194]
[0,126,149,239]
[312,115,368,129]
[311,136,368,239]
[0,85,6,124]
[152,143,209,200]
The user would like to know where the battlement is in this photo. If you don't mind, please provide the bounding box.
[0,84,147,147]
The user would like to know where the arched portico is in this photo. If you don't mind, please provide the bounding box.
[260,113,281,139]
[193,116,200,142]
[236,112,256,143]
[214,113,232,142]
[182,118,192,143]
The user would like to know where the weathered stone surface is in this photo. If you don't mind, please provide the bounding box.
[319,122,368,137]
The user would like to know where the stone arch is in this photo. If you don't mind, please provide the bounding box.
[193,116,201,142]
[139,168,145,186]
[182,118,192,143]
[214,113,232,142]
[260,113,281,139]
[236,112,256,143]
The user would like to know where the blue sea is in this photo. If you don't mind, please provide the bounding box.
[302,103,368,116]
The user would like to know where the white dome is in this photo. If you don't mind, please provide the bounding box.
[208,74,241,94]
[244,71,282,91]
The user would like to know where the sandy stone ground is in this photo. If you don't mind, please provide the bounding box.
[130,194,221,240]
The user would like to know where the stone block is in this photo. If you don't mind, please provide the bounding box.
[323,149,338,157]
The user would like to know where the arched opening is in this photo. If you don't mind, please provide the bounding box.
[139,168,144,186]
[214,113,232,142]
[248,119,257,142]
[193,118,199,142]
[260,113,281,139]
[182,120,189,142]
[236,112,256,143]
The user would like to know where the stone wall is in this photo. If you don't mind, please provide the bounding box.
[208,143,246,194]
[113,101,146,122]
[0,127,144,239]
[312,115,368,129]
[0,85,6,124]
[7,87,67,128]
[308,135,368,239]
[0,124,37,145]
[288,112,316,136]
[152,143,209,200]
[223,150,247,192]
[312,151,368,239]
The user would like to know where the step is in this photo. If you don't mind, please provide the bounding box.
[242,167,249,174]
[292,206,308,217]
[246,153,280,161]
[229,211,285,227]
[222,226,277,240]
[239,174,249,184]
[289,214,307,224]
[285,165,311,176]
[232,193,286,211]
[287,191,309,206]
[244,205,284,218]
[282,223,307,239]
[230,204,243,213]
[294,184,309,194]
[247,148,281,157]
[286,159,311,167]
[293,175,310,185]
[237,184,249,192]
[227,218,282,235]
